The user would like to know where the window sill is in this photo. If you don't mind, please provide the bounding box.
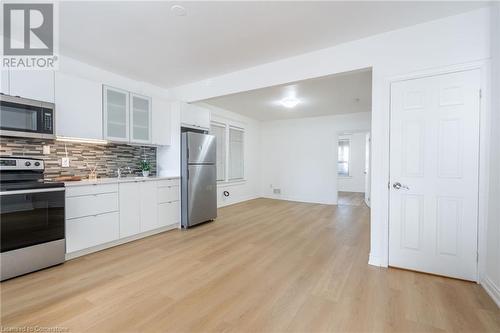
[217,179,247,187]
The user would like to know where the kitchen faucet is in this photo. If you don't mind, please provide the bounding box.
[117,166,132,178]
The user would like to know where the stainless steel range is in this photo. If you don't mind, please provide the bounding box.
[0,156,65,281]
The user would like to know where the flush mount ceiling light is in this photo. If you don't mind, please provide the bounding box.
[170,4,187,16]
[280,97,300,109]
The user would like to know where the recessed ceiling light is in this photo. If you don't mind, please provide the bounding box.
[171,4,187,16]
[280,97,300,108]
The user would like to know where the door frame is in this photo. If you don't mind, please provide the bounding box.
[386,60,491,282]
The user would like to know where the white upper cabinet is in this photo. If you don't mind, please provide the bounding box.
[55,72,102,139]
[152,97,171,146]
[9,70,55,103]
[103,86,166,145]
[1,70,9,94]
[180,103,210,130]
[103,85,129,142]
[130,93,152,144]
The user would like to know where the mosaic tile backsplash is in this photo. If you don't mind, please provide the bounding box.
[0,137,157,180]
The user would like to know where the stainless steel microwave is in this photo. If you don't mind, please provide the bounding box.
[0,94,55,139]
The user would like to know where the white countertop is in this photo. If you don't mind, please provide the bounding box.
[64,175,180,187]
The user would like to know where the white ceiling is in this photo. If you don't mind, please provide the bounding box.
[200,69,372,121]
[59,1,488,89]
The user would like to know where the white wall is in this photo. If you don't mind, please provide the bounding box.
[260,112,370,204]
[171,8,491,268]
[484,3,500,307]
[199,103,261,207]
[59,56,171,100]
[338,132,368,193]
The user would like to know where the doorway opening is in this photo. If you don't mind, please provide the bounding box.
[337,131,371,207]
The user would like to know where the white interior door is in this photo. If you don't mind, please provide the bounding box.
[389,69,480,281]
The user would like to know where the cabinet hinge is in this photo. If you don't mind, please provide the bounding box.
[479,89,482,99]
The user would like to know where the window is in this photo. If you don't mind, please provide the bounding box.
[229,127,244,180]
[210,122,226,181]
[338,138,350,177]
[210,121,245,182]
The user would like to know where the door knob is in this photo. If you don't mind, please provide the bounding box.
[393,182,409,190]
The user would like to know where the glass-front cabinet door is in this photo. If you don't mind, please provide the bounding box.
[103,85,129,142]
[130,93,151,143]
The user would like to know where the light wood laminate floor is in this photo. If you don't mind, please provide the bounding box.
[1,199,499,332]
[337,192,366,206]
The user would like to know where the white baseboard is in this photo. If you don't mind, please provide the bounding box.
[481,276,500,308]
[261,194,336,205]
[217,195,260,208]
[368,253,387,267]
[65,223,178,260]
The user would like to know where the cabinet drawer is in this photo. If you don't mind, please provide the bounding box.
[66,212,119,253]
[158,201,180,227]
[157,179,180,188]
[66,192,119,219]
[66,183,118,197]
[157,185,179,203]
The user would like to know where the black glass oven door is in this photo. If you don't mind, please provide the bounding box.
[0,189,65,253]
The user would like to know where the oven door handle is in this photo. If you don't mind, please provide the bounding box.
[0,188,65,196]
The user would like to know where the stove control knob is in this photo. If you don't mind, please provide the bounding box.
[25,161,31,166]
[34,162,40,167]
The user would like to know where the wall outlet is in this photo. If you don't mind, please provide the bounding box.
[273,188,281,195]
[61,157,70,167]
[42,145,50,155]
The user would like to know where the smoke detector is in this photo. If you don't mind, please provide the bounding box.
[171,5,187,16]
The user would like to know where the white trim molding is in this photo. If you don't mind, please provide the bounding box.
[217,195,260,208]
[261,195,336,206]
[481,276,500,308]
[368,253,384,267]
[65,224,178,260]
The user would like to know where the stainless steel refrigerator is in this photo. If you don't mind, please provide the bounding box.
[181,131,217,228]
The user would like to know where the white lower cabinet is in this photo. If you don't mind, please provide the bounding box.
[66,192,118,219]
[139,181,158,232]
[66,212,120,253]
[157,181,180,227]
[65,178,180,257]
[119,182,141,238]
[159,201,180,227]
[158,185,179,203]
